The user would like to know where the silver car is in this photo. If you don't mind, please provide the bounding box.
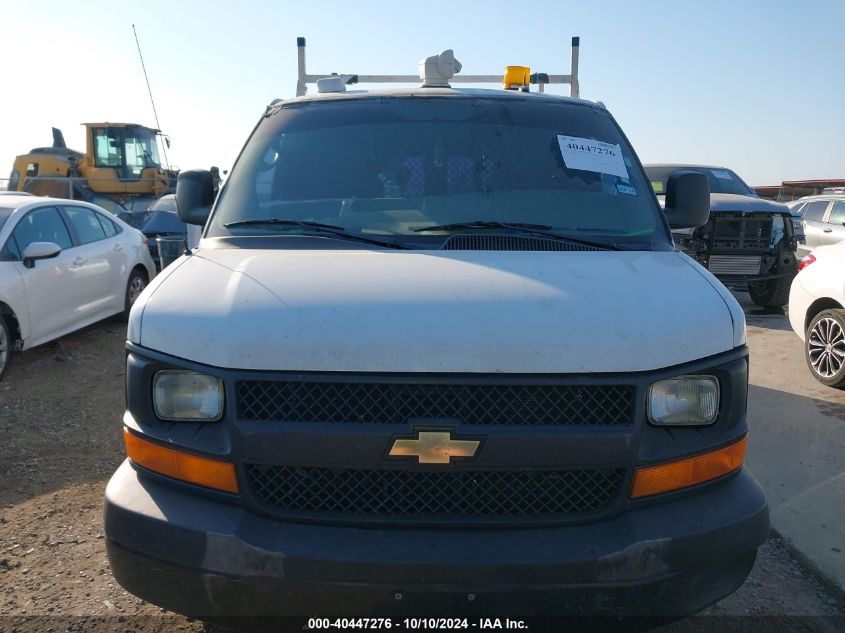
[791,194,845,257]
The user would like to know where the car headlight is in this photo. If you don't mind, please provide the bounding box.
[648,375,719,426]
[153,370,224,421]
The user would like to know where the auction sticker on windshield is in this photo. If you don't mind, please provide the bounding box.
[557,135,628,179]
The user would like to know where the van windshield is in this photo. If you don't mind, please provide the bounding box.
[210,97,668,248]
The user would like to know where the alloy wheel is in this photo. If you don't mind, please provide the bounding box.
[808,317,845,378]
[128,276,146,305]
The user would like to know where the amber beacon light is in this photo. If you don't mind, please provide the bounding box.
[503,65,530,91]
[124,429,239,494]
[630,436,747,499]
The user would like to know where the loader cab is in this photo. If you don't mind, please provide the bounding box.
[81,123,171,196]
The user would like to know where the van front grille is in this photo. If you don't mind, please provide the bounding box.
[246,465,625,519]
[236,381,636,426]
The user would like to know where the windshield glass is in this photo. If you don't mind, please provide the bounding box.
[92,126,161,180]
[141,210,186,234]
[124,128,161,177]
[210,97,666,248]
[645,165,755,196]
[149,195,177,212]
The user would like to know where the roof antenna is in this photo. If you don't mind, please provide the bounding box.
[132,24,171,171]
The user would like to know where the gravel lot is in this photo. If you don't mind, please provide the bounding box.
[0,320,843,632]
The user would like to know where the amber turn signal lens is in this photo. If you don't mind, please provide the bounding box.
[630,436,747,499]
[124,428,239,494]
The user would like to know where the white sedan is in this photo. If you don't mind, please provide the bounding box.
[789,242,845,387]
[0,194,155,380]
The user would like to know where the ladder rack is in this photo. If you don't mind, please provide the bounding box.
[295,37,580,98]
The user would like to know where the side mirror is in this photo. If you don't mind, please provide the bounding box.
[22,241,61,269]
[176,170,215,226]
[663,170,710,229]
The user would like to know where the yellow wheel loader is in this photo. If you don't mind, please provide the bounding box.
[8,124,175,211]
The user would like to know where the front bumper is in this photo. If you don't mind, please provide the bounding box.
[104,461,769,618]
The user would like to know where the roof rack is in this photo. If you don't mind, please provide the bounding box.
[295,36,581,98]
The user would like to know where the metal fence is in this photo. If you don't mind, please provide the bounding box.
[0,177,170,213]
[1,175,167,193]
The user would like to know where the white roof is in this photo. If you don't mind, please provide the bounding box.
[0,194,103,213]
[0,193,42,211]
[794,193,845,203]
[274,86,599,109]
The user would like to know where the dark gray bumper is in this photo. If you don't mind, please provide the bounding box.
[104,461,769,618]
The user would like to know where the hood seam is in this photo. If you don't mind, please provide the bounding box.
[194,253,290,306]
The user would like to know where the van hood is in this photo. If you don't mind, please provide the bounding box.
[130,249,744,373]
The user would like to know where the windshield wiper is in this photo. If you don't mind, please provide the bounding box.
[225,218,346,230]
[223,218,407,250]
[413,220,621,250]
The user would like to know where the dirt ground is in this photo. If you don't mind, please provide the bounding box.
[0,321,843,633]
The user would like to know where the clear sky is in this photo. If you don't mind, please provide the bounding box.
[1,0,842,187]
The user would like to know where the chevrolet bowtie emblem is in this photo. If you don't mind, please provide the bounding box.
[388,430,481,464]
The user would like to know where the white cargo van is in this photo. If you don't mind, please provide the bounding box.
[105,40,768,625]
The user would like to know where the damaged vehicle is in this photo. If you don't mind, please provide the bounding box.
[645,164,799,308]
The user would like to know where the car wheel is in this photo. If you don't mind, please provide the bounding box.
[805,309,845,388]
[748,275,792,308]
[0,315,12,382]
[124,268,148,317]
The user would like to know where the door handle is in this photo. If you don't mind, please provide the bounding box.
[72,256,86,266]
[824,228,833,233]
[113,243,124,252]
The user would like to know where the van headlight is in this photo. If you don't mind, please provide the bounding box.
[153,370,224,421]
[647,375,719,426]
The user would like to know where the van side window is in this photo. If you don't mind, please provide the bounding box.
[12,206,73,252]
[64,207,107,244]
